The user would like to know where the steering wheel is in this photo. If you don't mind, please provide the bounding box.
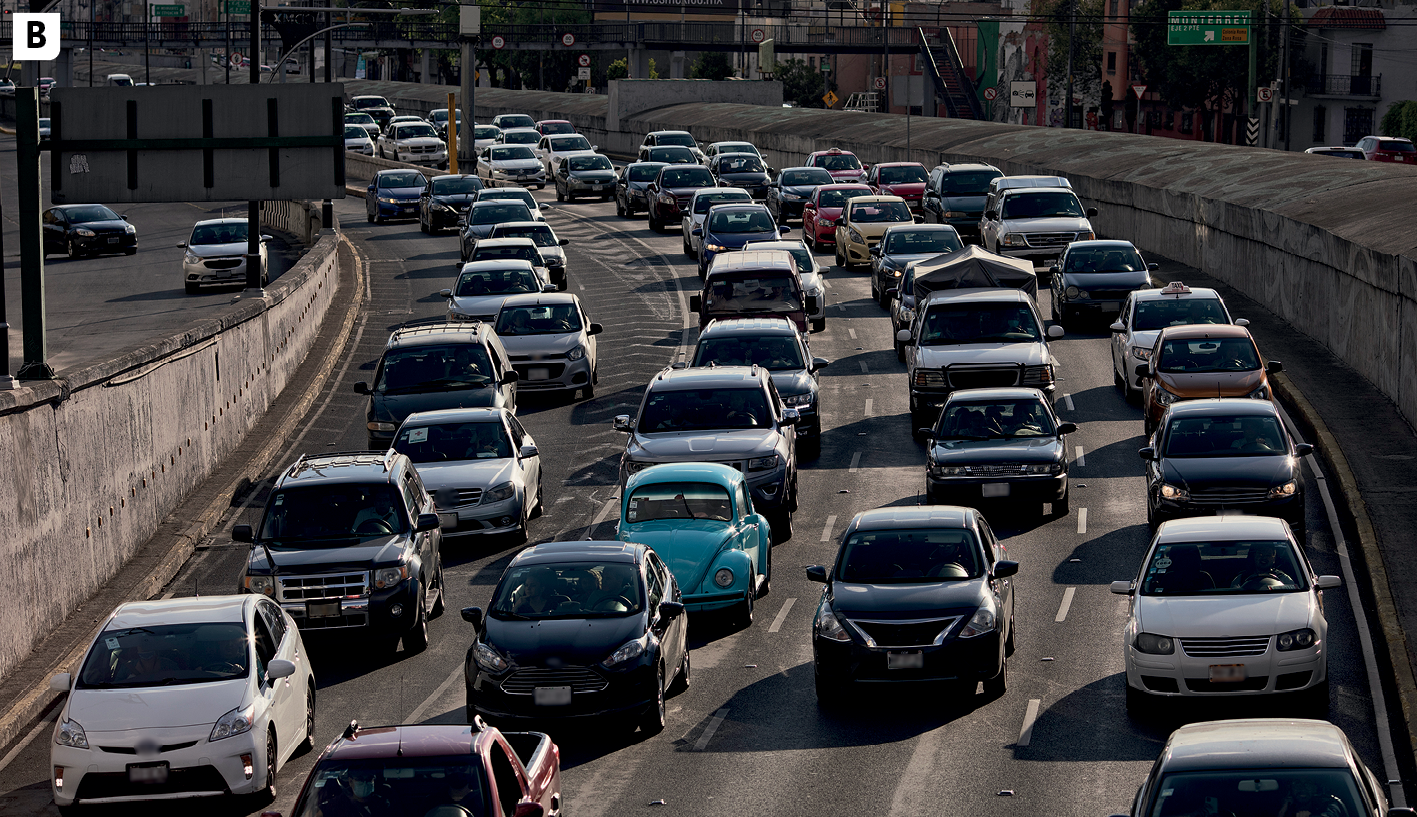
[1239,572,1285,591]
[355,519,394,535]
[1226,358,1249,369]
[592,596,633,612]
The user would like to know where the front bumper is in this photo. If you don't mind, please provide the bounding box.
[469,661,657,721]
[53,724,265,806]
[841,236,878,264]
[566,179,616,194]
[944,215,982,238]
[685,588,750,613]
[443,496,525,535]
[397,150,447,166]
[1058,297,1125,320]
[511,354,592,392]
[1126,643,1325,697]
[425,205,468,229]
[75,233,137,254]
[373,199,421,219]
[275,579,421,635]
[928,471,1067,504]
[814,627,1002,685]
[183,255,251,286]
[492,169,546,186]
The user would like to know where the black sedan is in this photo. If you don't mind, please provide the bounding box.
[615,162,668,218]
[419,174,484,234]
[1141,398,1311,536]
[1047,239,1157,328]
[807,506,1017,703]
[554,153,617,202]
[462,540,689,734]
[709,153,772,200]
[921,387,1075,515]
[42,204,137,259]
[766,166,834,222]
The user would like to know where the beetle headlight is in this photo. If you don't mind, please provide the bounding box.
[714,567,735,588]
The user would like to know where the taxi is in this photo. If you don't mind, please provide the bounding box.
[1109,282,1247,403]
[833,195,919,270]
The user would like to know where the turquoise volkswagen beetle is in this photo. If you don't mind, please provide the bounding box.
[618,462,772,626]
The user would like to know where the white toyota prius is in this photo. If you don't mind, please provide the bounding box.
[50,595,315,807]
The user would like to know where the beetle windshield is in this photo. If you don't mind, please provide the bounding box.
[627,482,733,523]
[491,562,645,619]
[77,623,249,689]
[1140,539,1308,596]
[838,528,982,582]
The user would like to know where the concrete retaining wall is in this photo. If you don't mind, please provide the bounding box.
[0,214,343,683]
[605,79,783,132]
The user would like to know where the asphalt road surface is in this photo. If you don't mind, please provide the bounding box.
[0,188,1389,817]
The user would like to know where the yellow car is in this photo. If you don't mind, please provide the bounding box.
[833,195,919,270]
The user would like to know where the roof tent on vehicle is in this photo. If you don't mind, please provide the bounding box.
[908,245,1039,300]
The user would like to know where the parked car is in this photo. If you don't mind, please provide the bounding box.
[553,152,617,202]
[682,187,754,258]
[617,463,772,625]
[1355,134,1416,163]
[1303,145,1365,159]
[1138,324,1280,435]
[922,162,1004,240]
[639,130,704,163]
[740,238,828,332]
[343,111,380,139]
[806,505,1018,703]
[1110,281,1246,402]
[419,174,484,234]
[691,250,816,334]
[536,118,576,135]
[41,203,137,259]
[802,183,873,250]
[377,121,447,167]
[869,223,963,306]
[694,202,789,277]
[1048,239,1157,326]
[535,133,597,177]
[495,292,602,398]
[365,169,427,224]
[867,161,929,211]
[806,147,868,184]
[485,220,570,290]
[767,166,835,223]
[834,195,918,270]
[459,201,536,260]
[348,94,396,128]
[646,164,716,232]
[476,144,546,189]
[179,217,272,293]
[1110,517,1339,714]
[709,152,773,199]
[980,177,1097,266]
[344,124,375,155]
[441,260,553,323]
[615,161,669,217]
[462,540,689,734]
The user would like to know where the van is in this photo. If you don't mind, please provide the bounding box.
[689,250,818,333]
[106,73,134,87]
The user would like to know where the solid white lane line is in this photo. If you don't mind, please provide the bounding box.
[1055,587,1076,623]
[1017,699,1042,747]
[767,598,797,633]
[848,328,857,339]
[1077,507,1088,535]
[407,665,463,724]
[859,361,869,373]
[1074,445,1086,467]
[849,452,862,473]
[694,708,730,751]
[864,398,873,416]
[589,494,619,530]
[820,515,838,542]
[0,707,59,773]
[1063,393,1075,411]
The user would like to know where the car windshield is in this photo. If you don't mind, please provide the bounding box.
[628,164,667,182]
[429,110,450,122]
[850,200,912,223]
[1001,191,1085,219]
[540,121,575,134]
[885,229,963,255]
[77,623,249,689]
[551,136,592,152]
[489,146,535,161]
[64,205,121,223]
[1133,297,1229,330]
[1064,246,1146,272]
[431,177,481,195]
[473,244,541,265]
[694,192,752,214]
[717,155,765,174]
[627,481,733,523]
[1156,337,1260,373]
[394,420,511,463]
[815,153,862,171]
[345,113,375,125]
[878,165,928,184]
[375,343,495,393]
[838,528,982,582]
[817,188,867,208]
[477,189,536,208]
[353,97,389,109]
[498,115,536,129]
[920,303,1040,344]
[650,147,695,163]
[502,131,540,145]
[781,168,833,186]
[705,273,803,315]
[454,267,540,296]
[708,209,776,234]
[639,387,772,432]
[1163,414,1286,457]
[660,167,713,187]
[291,756,490,817]
[344,126,367,139]
[693,335,804,371]
[470,203,533,225]
[496,303,582,336]
[940,170,1002,196]
[491,562,645,619]
[936,399,1055,440]
[656,133,696,147]
[378,172,424,189]
[396,124,438,140]
[1147,769,1360,817]
[569,155,613,171]
[258,484,410,543]
[717,143,758,155]
[1140,539,1308,595]
[491,224,557,247]
[190,223,248,245]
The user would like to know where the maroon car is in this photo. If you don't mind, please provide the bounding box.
[868,162,929,212]
[646,164,715,232]
[801,183,872,250]
[536,119,575,136]
[1355,135,1416,163]
[274,720,561,817]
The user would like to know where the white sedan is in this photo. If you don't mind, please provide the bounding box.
[376,122,447,167]
[50,595,315,807]
[1111,515,1340,715]
[535,133,597,176]
[344,124,374,155]
[179,217,271,294]
[477,145,546,189]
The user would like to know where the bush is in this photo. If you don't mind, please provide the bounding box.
[1382,101,1417,143]
[691,52,734,81]
[606,58,628,81]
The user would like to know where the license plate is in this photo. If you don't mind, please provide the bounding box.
[981,483,1011,498]
[533,686,572,706]
[1101,302,1121,313]
[886,651,924,670]
[107,237,120,244]
[307,600,341,618]
[527,367,550,381]
[128,762,169,785]
[1208,664,1247,682]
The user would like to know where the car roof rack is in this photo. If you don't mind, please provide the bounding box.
[286,450,394,478]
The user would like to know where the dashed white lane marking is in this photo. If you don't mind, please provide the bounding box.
[1017,699,1042,747]
[859,360,869,373]
[694,708,730,751]
[1075,445,1086,467]
[848,328,857,339]
[820,515,838,542]
[1055,587,1076,622]
[768,598,797,633]
[578,282,585,291]
[849,452,861,473]
[864,398,873,416]
[1077,507,1088,535]
[1063,393,1075,411]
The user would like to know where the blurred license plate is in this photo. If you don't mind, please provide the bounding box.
[1208,664,1247,682]
[128,762,169,784]
[107,237,120,244]
[307,600,341,618]
[886,651,924,670]
[534,686,572,706]
[1101,302,1120,313]
[981,483,1010,498]
[527,367,550,381]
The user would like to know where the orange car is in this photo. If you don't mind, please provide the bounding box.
[1137,324,1281,434]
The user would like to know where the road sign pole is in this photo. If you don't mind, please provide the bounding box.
[246,1,263,293]
[145,0,152,85]
[1283,0,1291,151]
[459,0,476,169]
[15,88,51,381]
[1247,33,1256,144]
[447,91,458,175]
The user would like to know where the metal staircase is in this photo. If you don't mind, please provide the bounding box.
[920,27,983,119]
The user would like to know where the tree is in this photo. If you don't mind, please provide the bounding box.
[607,58,629,81]
[1035,0,1105,114]
[691,51,734,81]
[774,58,830,108]
[1380,100,1417,142]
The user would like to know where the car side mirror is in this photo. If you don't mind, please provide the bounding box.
[354,381,371,395]
[540,203,554,211]
[689,294,702,312]
[1295,443,1314,457]
[805,295,820,313]
[1085,207,1098,217]
[612,415,633,432]
[559,238,569,246]
[261,234,274,242]
[1134,364,1149,378]
[1057,422,1077,435]
[805,565,828,583]
[984,209,997,219]
[779,225,791,234]
[1316,575,1342,589]
[49,672,71,692]
[895,328,912,344]
[1109,581,1134,595]
[1109,321,1125,333]
[176,241,187,248]
[691,226,703,236]
[460,606,484,629]
[232,524,254,543]
[1048,264,1059,274]
[591,145,599,151]
[500,370,519,386]
[457,218,466,227]
[1047,325,1065,339]
[916,427,935,438]
[869,245,881,256]
[810,357,830,372]
[416,513,440,532]
[519,444,539,459]
[1234,318,1250,327]
[658,601,685,620]
[120,214,130,221]
[266,658,297,681]
[588,323,603,336]
[913,215,924,223]
[543,283,559,292]
[993,560,1019,579]
[1266,360,1283,374]
[885,287,898,299]
[781,407,801,426]
[1147,262,1160,271]
[1139,446,1157,461]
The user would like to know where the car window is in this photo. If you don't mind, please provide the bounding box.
[375,342,495,392]
[77,622,250,689]
[781,168,833,186]
[506,413,528,444]
[491,561,645,619]
[258,600,288,646]
[569,155,613,171]
[648,552,674,598]
[401,472,423,520]
[1001,191,1085,219]
[919,303,1041,344]
[837,528,982,582]
[489,224,557,247]
[1063,246,1146,272]
[1156,336,1260,373]
[190,223,248,245]
[659,167,714,187]
[1133,297,1229,330]
[639,387,771,432]
[489,146,536,161]
[936,399,1055,439]
[628,164,666,182]
[693,192,752,214]
[884,229,963,255]
[454,266,539,296]
[1162,414,1285,457]
[551,135,592,151]
[1147,769,1361,817]
[878,165,928,184]
[627,481,732,523]
[693,335,804,371]
[1140,539,1308,596]
[253,613,278,679]
[496,303,582,336]
[646,561,665,608]
[260,483,411,542]
[738,483,753,519]
[849,200,912,223]
[396,125,437,140]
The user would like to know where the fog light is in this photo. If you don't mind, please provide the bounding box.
[240,753,253,779]
[54,766,63,789]
[390,603,404,618]
[499,516,513,526]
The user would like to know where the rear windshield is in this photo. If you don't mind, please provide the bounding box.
[694,192,752,214]
[1001,191,1085,219]
[878,165,928,184]
[693,334,804,371]
[1163,414,1286,457]
[939,169,1002,196]
[394,420,510,463]
[705,273,803,315]
[838,528,982,582]
[477,189,536,207]
[627,482,733,523]
[454,266,540,296]
[375,343,495,393]
[1156,336,1260,373]
[1381,139,1416,152]
[1064,245,1146,272]
[781,168,833,186]
[492,562,645,619]
[936,399,1054,440]
[849,200,913,223]
[78,623,249,689]
[1133,297,1229,330]
[259,484,410,542]
[491,224,557,247]
[920,303,1041,344]
[628,163,667,182]
[472,244,541,265]
[470,203,533,225]
[639,387,772,432]
[884,229,962,255]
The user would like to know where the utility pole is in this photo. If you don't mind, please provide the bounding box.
[144,0,151,84]
[246,0,263,293]
[881,0,888,113]
[1282,0,1291,151]
[459,0,477,170]
[15,88,52,380]
[1064,0,1076,127]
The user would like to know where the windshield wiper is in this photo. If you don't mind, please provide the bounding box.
[941,434,990,441]
[492,610,532,620]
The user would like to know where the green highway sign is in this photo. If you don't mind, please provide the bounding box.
[1167,10,1250,45]
[221,0,250,13]
[152,3,186,15]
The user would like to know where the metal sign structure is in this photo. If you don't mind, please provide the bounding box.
[751,28,765,43]
[152,4,185,16]
[1167,10,1250,45]
[1257,86,1273,102]
[220,0,250,13]
[822,89,838,107]
[48,85,347,204]
[1009,81,1035,107]
[873,76,886,90]
[578,66,591,80]
[1131,83,1147,98]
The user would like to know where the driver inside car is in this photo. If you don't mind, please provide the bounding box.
[351,491,402,535]
[1229,542,1296,589]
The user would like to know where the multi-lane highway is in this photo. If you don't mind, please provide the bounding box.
[0,183,1392,816]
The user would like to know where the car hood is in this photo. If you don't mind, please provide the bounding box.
[370,388,500,423]
[378,186,425,200]
[800,271,823,293]
[628,429,781,461]
[464,224,499,239]
[187,241,251,258]
[917,342,1048,367]
[1000,215,1091,232]
[627,181,653,192]
[1136,593,1313,638]
[253,534,408,571]
[490,158,543,170]
[830,579,985,616]
[708,229,780,249]
[552,149,596,161]
[1128,329,1161,350]
[485,614,645,667]
[930,435,1063,464]
[432,194,478,208]
[1155,370,1265,399]
[450,293,532,317]
[1061,271,1151,291]
[414,459,517,501]
[781,185,821,198]
[77,218,130,233]
[853,221,910,239]
[68,678,249,732]
[816,206,846,220]
[941,194,988,212]
[1162,454,1294,492]
[769,369,814,397]
[500,331,582,356]
[878,182,925,199]
[618,520,734,591]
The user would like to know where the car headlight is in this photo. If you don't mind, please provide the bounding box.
[1065,286,1089,300]
[545,257,564,267]
[55,718,88,749]
[474,641,509,673]
[1131,346,1152,361]
[891,269,903,278]
[1276,627,1317,651]
[75,228,96,237]
[1268,480,1298,499]
[704,243,729,253]
[1078,231,1096,240]
[125,224,136,234]
[1002,233,1026,247]
[1155,386,1179,406]
[184,251,201,264]
[567,345,586,361]
[624,460,652,475]
[378,196,398,204]
[899,307,915,324]
[367,421,397,432]
[602,636,647,668]
[958,601,997,638]
[243,574,274,596]
[493,168,511,176]
[782,392,813,407]
[747,454,779,472]
[209,704,255,742]
[1247,385,1270,399]
[714,567,735,588]
[820,218,836,227]
[815,604,851,642]
[483,481,516,504]
[1133,632,1175,655]
[431,202,450,212]
[1159,482,1189,502]
[375,565,409,589]
[848,228,864,244]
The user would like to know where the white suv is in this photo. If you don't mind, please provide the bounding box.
[979,176,1097,267]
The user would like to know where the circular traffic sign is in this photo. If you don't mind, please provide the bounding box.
[751,28,765,43]
[229,51,243,68]
[491,35,505,49]
[561,32,575,47]
[578,53,591,68]
[874,76,886,90]
[983,86,998,100]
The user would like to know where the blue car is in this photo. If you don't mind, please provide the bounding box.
[694,202,789,279]
[366,168,428,224]
[618,463,772,626]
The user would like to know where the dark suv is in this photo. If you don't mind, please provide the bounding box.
[234,450,445,653]
[646,164,715,233]
[921,162,1003,240]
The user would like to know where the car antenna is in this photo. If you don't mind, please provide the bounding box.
[259,539,280,585]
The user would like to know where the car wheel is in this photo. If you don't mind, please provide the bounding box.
[648,212,662,232]
[812,317,825,332]
[1114,363,1125,391]
[529,472,544,519]
[616,196,626,217]
[639,664,666,735]
[510,499,529,545]
[430,556,446,617]
[670,647,691,695]
[834,245,844,269]
[1125,684,1153,719]
[373,212,384,225]
[537,183,545,190]
[402,590,430,654]
[870,275,879,303]
[683,233,695,258]
[983,651,1007,698]
[261,730,278,802]
[299,683,316,753]
[366,210,374,223]
[420,215,429,234]
[1146,499,1159,531]
[895,333,906,363]
[1005,614,1016,656]
[555,187,564,202]
[733,583,754,629]
[1305,679,1331,717]
[582,372,596,400]
[804,230,814,250]
[67,239,81,260]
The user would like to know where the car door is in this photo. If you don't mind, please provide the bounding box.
[251,604,297,758]
[1112,294,1134,378]
[42,208,64,252]
[653,552,687,675]
[980,192,1000,248]
[643,553,682,679]
[488,341,516,411]
[978,518,1013,631]
[535,137,550,170]
[506,412,538,507]
[256,600,303,754]
[803,191,819,236]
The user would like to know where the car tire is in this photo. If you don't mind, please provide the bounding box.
[616,196,626,217]
[555,187,564,202]
[983,651,1008,698]
[1005,615,1016,656]
[733,583,754,629]
[895,332,906,363]
[582,373,596,400]
[670,648,691,695]
[537,184,545,190]
[834,245,844,269]
[648,212,662,232]
[1124,684,1153,719]
[366,211,374,223]
[373,212,384,225]
[1054,487,1070,517]
[261,730,278,802]
[529,472,544,519]
[298,683,316,753]
[184,281,201,295]
[420,216,429,234]
[403,590,430,654]
[1114,364,1125,391]
[639,664,666,735]
[430,556,446,618]
[812,317,825,332]
[565,191,577,203]
[1305,679,1330,717]
[67,239,81,260]
[511,500,529,545]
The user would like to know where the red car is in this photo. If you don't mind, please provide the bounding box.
[646,163,715,232]
[868,162,929,212]
[1355,135,1416,163]
[806,147,868,184]
[536,119,575,136]
[802,183,872,249]
[276,719,561,817]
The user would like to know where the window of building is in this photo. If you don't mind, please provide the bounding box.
[1179,112,1193,134]
[1313,105,1326,143]
[1109,0,1119,16]
[1344,107,1374,145]
[1107,52,1117,73]
[1351,43,1372,77]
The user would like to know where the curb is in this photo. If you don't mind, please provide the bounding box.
[0,233,368,760]
[1272,370,1417,759]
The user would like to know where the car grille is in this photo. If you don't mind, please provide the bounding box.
[1180,636,1270,658]
[1024,232,1081,249]
[406,144,441,154]
[76,766,231,800]
[502,666,608,694]
[277,571,370,602]
[947,464,1036,477]
[203,258,242,270]
[508,353,568,362]
[513,363,567,380]
[1184,675,1269,692]
[674,196,690,210]
[711,460,744,472]
[847,617,960,648]
[1088,289,1134,301]
[455,488,484,506]
[97,741,198,755]
[947,365,1020,390]
[1188,487,1271,506]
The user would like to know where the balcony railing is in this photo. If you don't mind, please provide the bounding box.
[1306,73,1381,97]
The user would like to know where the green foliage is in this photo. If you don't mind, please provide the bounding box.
[648,58,660,80]
[691,51,735,81]
[1380,101,1417,141]
[607,58,629,81]
[774,58,830,108]
[1035,0,1106,102]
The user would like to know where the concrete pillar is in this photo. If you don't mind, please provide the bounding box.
[57,49,73,88]
[630,48,649,80]
[420,49,430,84]
[670,51,685,79]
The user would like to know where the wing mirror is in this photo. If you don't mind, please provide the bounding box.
[1234,318,1250,327]
[612,415,633,432]
[232,524,254,543]
[416,513,440,532]
[1109,581,1134,595]
[543,283,558,292]
[885,287,898,299]
[810,357,830,372]
[689,294,702,312]
[266,658,297,681]
[1147,262,1160,271]
[869,245,881,256]
[48,672,71,692]
[1047,325,1065,339]
[992,560,1019,579]
[805,565,829,583]
[1316,575,1342,589]
[559,238,569,246]
[779,225,791,234]
[1138,446,1157,461]
[913,215,925,223]
[588,322,603,336]
[658,601,685,619]
[691,226,703,237]
[916,427,935,438]
[591,144,599,151]
[1295,443,1314,457]
[1109,321,1125,333]
[353,381,370,395]
[1085,207,1098,217]
[519,444,539,459]
[1048,264,1060,275]
[500,370,519,386]
[1057,422,1077,435]
[176,241,187,248]
[781,407,801,426]
[895,328,912,344]
[439,288,453,297]
[460,606,485,629]
[1265,360,1284,374]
